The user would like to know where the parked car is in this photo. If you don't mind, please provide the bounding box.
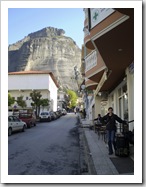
[62,109,67,115]
[8,115,26,136]
[56,111,62,118]
[49,111,57,120]
[53,112,58,120]
[19,113,36,128]
[56,110,62,117]
[39,111,51,122]
[54,111,60,119]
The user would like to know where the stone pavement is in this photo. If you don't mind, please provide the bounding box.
[78,115,134,175]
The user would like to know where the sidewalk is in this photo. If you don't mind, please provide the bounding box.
[79,116,134,175]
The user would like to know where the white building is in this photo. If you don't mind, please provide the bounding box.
[8,71,59,112]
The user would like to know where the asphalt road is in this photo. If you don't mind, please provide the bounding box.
[8,113,81,175]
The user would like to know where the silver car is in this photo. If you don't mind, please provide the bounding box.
[8,115,26,136]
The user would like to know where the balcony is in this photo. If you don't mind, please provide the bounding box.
[84,9,128,50]
[85,78,98,90]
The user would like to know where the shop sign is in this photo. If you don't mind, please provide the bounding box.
[90,8,115,29]
[85,50,97,72]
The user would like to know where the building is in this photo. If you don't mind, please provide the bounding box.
[57,90,68,110]
[82,8,134,131]
[8,71,59,113]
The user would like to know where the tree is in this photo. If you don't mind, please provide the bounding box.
[8,93,15,106]
[67,90,78,108]
[16,95,27,108]
[40,98,50,110]
[30,90,42,117]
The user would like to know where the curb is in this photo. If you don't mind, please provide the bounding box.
[77,115,97,175]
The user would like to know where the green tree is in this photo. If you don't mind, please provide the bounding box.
[8,93,15,106]
[30,90,42,117]
[40,98,50,110]
[67,89,78,108]
[16,95,27,108]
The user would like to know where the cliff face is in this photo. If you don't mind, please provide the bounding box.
[8,27,82,91]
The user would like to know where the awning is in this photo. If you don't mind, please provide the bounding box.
[113,8,134,17]
[94,70,107,96]
[85,79,98,90]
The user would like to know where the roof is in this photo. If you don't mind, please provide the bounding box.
[8,70,52,75]
[8,71,59,88]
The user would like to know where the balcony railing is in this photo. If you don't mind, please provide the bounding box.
[85,50,97,73]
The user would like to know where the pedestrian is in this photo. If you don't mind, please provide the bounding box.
[74,107,76,114]
[94,114,103,124]
[83,109,86,119]
[102,107,125,155]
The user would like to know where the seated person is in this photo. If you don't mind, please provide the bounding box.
[94,114,103,125]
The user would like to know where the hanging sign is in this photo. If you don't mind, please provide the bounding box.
[90,8,115,29]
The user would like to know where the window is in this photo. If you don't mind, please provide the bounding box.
[8,116,13,122]
[118,84,128,120]
[13,116,20,122]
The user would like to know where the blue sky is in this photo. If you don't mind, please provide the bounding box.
[8,8,84,48]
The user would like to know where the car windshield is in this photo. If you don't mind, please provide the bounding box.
[19,113,32,118]
[41,112,49,115]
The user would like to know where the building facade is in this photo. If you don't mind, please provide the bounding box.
[8,71,59,112]
[82,8,134,130]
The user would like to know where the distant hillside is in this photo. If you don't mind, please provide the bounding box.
[8,27,82,91]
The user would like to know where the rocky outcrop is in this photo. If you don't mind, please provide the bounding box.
[8,27,82,91]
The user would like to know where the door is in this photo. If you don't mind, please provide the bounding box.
[13,116,21,131]
[8,116,17,131]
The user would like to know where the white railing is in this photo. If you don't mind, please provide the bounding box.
[85,50,97,72]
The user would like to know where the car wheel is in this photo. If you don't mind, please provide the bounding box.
[22,125,26,132]
[27,124,31,128]
[8,127,12,136]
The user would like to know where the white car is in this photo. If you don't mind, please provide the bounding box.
[39,112,51,122]
[8,115,27,136]
[62,109,67,115]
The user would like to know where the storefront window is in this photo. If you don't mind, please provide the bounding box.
[119,97,122,117]
[100,101,107,116]
[123,93,128,120]
[118,84,128,120]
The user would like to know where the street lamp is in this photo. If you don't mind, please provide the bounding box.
[81,84,86,90]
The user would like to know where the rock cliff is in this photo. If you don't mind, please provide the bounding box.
[8,27,82,91]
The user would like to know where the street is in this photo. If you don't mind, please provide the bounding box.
[8,113,81,175]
